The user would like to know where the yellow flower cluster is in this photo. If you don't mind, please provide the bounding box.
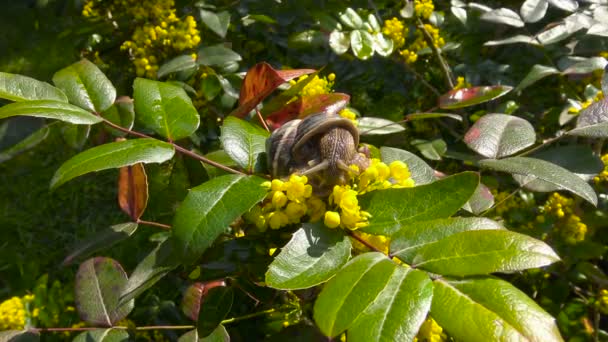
[594,153,608,184]
[338,108,358,126]
[290,73,336,97]
[414,0,435,20]
[324,185,371,230]
[351,231,390,254]
[568,90,604,114]
[414,317,447,342]
[382,17,408,49]
[540,193,587,244]
[492,190,526,217]
[0,295,33,331]
[598,289,608,315]
[453,76,472,90]
[400,24,444,64]
[245,175,326,231]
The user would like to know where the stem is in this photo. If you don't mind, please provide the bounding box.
[31,325,195,333]
[347,231,384,254]
[401,60,442,97]
[99,116,245,176]
[516,135,565,157]
[417,18,454,89]
[256,109,270,132]
[221,308,276,325]
[137,219,172,230]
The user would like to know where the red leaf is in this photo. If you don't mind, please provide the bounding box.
[118,163,148,221]
[266,93,350,129]
[438,85,512,109]
[229,62,315,118]
[181,280,227,321]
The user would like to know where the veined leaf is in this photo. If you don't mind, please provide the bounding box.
[380,146,435,185]
[358,117,405,135]
[220,116,269,173]
[0,100,102,125]
[516,65,559,92]
[480,8,524,27]
[52,59,116,112]
[0,72,67,102]
[520,0,548,23]
[63,223,139,266]
[464,114,536,158]
[118,163,149,221]
[439,86,512,109]
[73,329,129,342]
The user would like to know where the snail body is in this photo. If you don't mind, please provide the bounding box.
[267,112,369,195]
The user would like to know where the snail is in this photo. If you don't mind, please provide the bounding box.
[266,112,370,195]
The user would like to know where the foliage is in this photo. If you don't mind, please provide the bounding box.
[1,0,608,341]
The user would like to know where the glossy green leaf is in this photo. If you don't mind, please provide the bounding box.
[562,57,607,75]
[329,30,350,55]
[576,98,608,128]
[202,150,238,178]
[197,45,242,67]
[60,123,90,149]
[479,157,598,206]
[350,30,374,60]
[288,30,326,49]
[101,98,135,137]
[0,125,50,163]
[406,113,462,121]
[380,146,435,185]
[265,223,352,290]
[411,139,447,160]
[515,64,559,92]
[480,8,524,27]
[157,55,198,79]
[513,145,604,191]
[200,75,222,101]
[358,117,405,135]
[0,330,40,342]
[464,114,535,159]
[199,10,231,38]
[462,182,495,214]
[484,34,538,46]
[0,72,67,102]
[75,257,134,326]
[359,172,479,236]
[452,6,467,25]
[520,0,548,23]
[314,252,432,340]
[567,121,608,138]
[179,326,230,342]
[220,116,269,173]
[52,59,116,112]
[63,223,139,266]
[398,230,559,276]
[173,175,268,261]
[197,287,234,337]
[73,329,130,342]
[439,86,512,109]
[50,138,175,189]
[133,78,200,140]
[347,267,432,342]
[432,277,563,341]
[0,100,102,125]
[120,239,179,304]
[391,217,504,260]
[339,8,363,29]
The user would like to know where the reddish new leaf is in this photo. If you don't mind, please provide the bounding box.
[181,280,227,321]
[118,163,148,221]
[439,85,512,109]
[266,93,350,129]
[229,62,315,118]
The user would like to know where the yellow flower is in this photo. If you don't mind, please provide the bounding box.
[307,197,326,222]
[284,174,313,203]
[267,211,289,230]
[324,211,341,228]
[382,17,408,48]
[285,202,307,223]
[453,76,471,91]
[272,191,288,209]
[0,296,26,330]
[291,74,335,97]
[399,49,418,64]
[598,289,608,314]
[416,317,447,342]
[414,0,435,19]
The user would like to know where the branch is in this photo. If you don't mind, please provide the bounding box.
[417,18,455,89]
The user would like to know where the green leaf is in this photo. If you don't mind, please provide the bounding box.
[397,230,559,276]
[350,30,374,60]
[0,125,50,163]
[520,0,548,23]
[52,59,116,112]
[547,0,578,11]
[120,239,179,304]
[0,72,67,102]
[479,157,598,206]
[265,223,352,290]
[358,117,405,135]
[73,329,130,342]
[60,123,90,149]
[515,64,559,92]
[133,78,200,140]
[347,267,432,342]
[480,8,524,27]
[462,183,495,214]
[432,277,563,341]
[288,30,327,49]
[439,86,513,109]
[220,116,269,173]
[537,23,570,44]
[199,9,231,38]
[484,35,538,46]
[380,147,435,185]
[101,98,135,137]
[562,57,607,74]
[0,100,102,125]
[406,113,462,121]
[329,30,350,55]
[391,217,504,260]
[313,252,432,340]
[202,150,238,178]
[464,114,535,158]
[63,223,139,266]
[179,326,230,342]
[0,330,40,342]
[411,139,447,160]
[200,75,222,101]
[452,6,467,25]
[339,8,363,29]
[197,287,234,337]
[359,172,479,236]
[173,175,268,261]
[197,45,242,67]
[577,98,608,128]
[371,33,393,57]
[567,121,608,138]
[157,55,198,79]
[512,145,604,191]
[50,138,174,189]
[75,257,134,326]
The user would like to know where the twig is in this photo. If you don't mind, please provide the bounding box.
[137,219,172,230]
[417,18,454,89]
[99,115,245,175]
[256,109,270,132]
[516,135,565,157]
[347,230,384,254]
[221,308,276,325]
[401,59,442,97]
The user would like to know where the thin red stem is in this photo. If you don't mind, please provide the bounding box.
[256,109,270,132]
[137,219,172,230]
